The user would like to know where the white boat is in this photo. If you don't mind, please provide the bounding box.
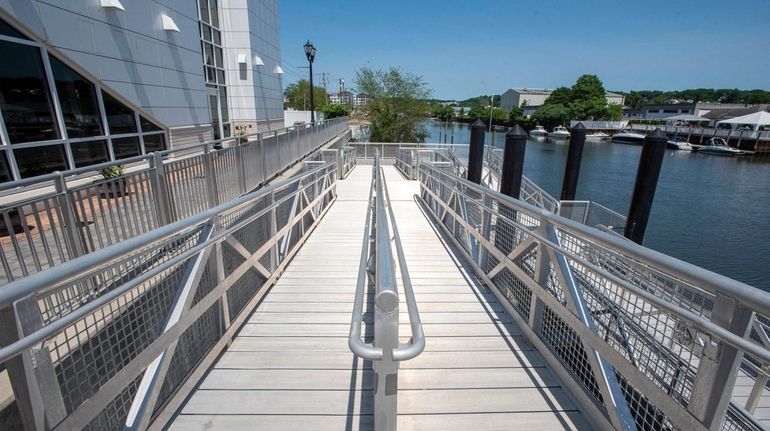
[611,129,645,145]
[693,138,742,156]
[666,137,692,151]
[530,125,547,137]
[549,126,570,139]
[586,132,610,141]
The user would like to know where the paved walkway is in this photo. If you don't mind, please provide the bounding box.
[170,165,588,430]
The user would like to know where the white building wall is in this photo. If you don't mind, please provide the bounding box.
[221,0,283,132]
[0,0,209,131]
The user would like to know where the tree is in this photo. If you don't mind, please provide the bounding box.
[545,87,572,106]
[355,67,430,142]
[570,75,606,102]
[284,79,327,111]
[531,104,570,129]
[321,103,350,119]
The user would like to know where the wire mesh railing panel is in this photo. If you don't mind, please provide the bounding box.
[416,162,770,431]
[0,162,338,431]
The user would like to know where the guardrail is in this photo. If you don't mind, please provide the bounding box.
[628,124,770,141]
[417,161,770,431]
[348,153,424,431]
[0,161,338,431]
[0,117,348,284]
[482,148,561,213]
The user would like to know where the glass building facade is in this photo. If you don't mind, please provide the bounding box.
[0,17,167,181]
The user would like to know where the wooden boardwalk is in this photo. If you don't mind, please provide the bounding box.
[170,165,588,430]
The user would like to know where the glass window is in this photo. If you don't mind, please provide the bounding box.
[209,0,219,27]
[202,25,212,42]
[14,144,68,178]
[205,66,216,83]
[0,151,11,182]
[219,86,229,122]
[0,40,60,143]
[203,42,214,66]
[142,134,166,153]
[208,94,220,140]
[139,115,162,132]
[222,123,230,138]
[0,17,28,40]
[49,56,103,138]
[101,91,137,134]
[198,0,209,24]
[71,140,109,167]
[216,69,225,85]
[112,136,141,158]
[213,30,221,45]
[215,46,223,68]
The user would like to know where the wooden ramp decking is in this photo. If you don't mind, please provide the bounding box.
[169,165,589,430]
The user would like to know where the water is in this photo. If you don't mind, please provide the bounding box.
[425,120,770,291]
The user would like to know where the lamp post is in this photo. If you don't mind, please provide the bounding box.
[304,41,316,123]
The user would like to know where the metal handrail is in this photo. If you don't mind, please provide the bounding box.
[0,117,348,193]
[348,154,425,361]
[0,162,335,360]
[348,152,424,431]
[417,160,770,430]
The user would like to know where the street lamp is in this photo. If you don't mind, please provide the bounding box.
[304,41,316,123]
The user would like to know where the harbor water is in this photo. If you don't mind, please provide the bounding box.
[425,120,770,290]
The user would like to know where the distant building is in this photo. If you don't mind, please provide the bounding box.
[632,102,760,120]
[500,88,626,112]
[353,93,371,107]
[329,91,354,105]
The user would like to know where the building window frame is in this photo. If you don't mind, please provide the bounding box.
[0,16,169,181]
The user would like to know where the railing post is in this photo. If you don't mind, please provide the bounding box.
[560,122,587,201]
[500,124,527,198]
[258,133,268,185]
[467,119,486,183]
[336,149,343,179]
[269,190,278,271]
[687,294,753,430]
[53,173,87,256]
[149,152,174,225]
[623,128,667,244]
[203,146,220,208]
[0,298,67,430]
[235,144,247,194]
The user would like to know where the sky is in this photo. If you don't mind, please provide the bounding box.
[279,0,770,100]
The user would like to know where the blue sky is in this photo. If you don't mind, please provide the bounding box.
[279,0,770,100]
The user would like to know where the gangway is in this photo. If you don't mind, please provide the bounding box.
[0,144,768,431]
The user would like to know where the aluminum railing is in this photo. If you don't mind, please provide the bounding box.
[0,161,338,431]
[307,146,358,179]
[0,117,348,284]
[348,153,425,431]
[417,161,770,431]
[482,147,561,213]
[629,124,770,142]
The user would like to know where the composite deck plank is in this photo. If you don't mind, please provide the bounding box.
[170,164,588,430]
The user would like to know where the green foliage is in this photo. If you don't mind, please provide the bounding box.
[570,75,606,101]
[100,164,124,179]
[456,94,499,109]
[431,104,454,121]
[508,107,525,122]
[545,87,571,106]
[607,103,623,120]
[531,104,570,130]
[620,88,770,106]
[535,74,616,122]
[284,79,327,110]
[356,67,430,143]
[321,103,350,119]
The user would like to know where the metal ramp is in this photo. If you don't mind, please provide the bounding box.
[170,164,588,430]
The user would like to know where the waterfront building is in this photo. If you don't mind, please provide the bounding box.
[500,88,625,112]
[353,93,370,107]
[0,0,284,182]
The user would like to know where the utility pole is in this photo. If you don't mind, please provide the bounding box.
[320,72,329,103]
